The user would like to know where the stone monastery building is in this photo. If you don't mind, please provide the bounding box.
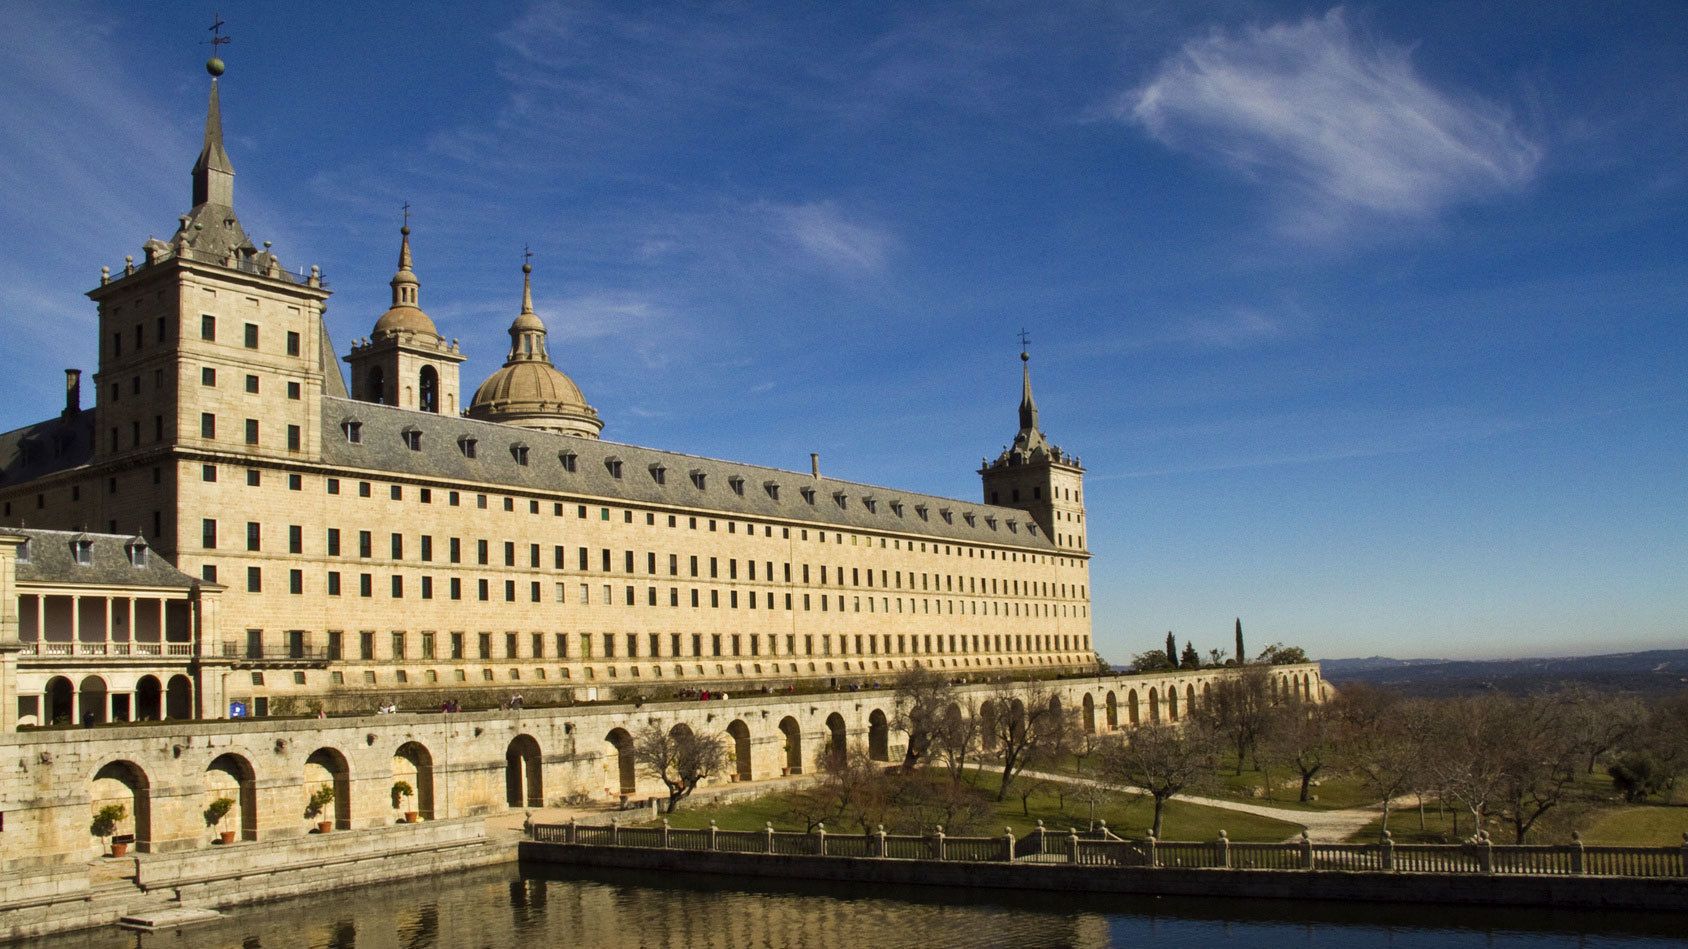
[0,63,1094,723]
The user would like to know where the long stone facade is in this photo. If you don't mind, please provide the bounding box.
[0,57,1098,718]
[0,665,1322,871]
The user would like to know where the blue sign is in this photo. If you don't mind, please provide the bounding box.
[229,701,247,718]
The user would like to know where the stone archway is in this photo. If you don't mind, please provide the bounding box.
[1167,688,1179,722]
[726,720,752,781]
[165,674,193,720]
[1185,684,1197,716]
[45,675,74,725]
[135,675,162,721]
[394,741,436,821]
[206,752,258,842]
[78,675,107,725]
[603,729,635,796]
[1081,693,1096,734]
[1127,689,1140,726]
[1105,691,1118,730]
[304,747,352,831]
[507,734,545,807]
[1148,688,1161,724]
[91,760,151,853]
[824,712,847,766]
[778,716,802,775]
[867,709,889,761]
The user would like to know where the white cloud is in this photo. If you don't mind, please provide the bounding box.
[768,201,893,271]
[1121,8,1541,234]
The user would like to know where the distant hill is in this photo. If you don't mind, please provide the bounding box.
[1320,650,1688,698]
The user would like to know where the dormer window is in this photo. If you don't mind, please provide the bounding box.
[832,491,848,509]
[984,515,996,530]
[650,463,667,485]
[401,428,422,451]
[863,496,877,513]
[963,512,976,527]
[72,538,93,565]
[341,420,362,444]
[511,443,529,466]
[458,436,477,459]
[800,486,816,504]
[559,451,578,472]
[1007,519,1019,533]
[689,469,706,490]
[16,538,31,562]
[889,500,903,517]
[728,476,745,496]
[915,504,929,521]
[764,481,781,500]
[126,537,149,566]
[939,508,953,524]
[605,456,623,478]
[1027,523,1039,536]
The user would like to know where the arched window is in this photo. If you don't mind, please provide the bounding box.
[419,366,439,413]
[366,366,386,405]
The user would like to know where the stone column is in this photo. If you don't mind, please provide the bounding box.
[0,535,21,731]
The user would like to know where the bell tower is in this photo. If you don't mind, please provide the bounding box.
[979,348,1087,552]
[344,220,465,414]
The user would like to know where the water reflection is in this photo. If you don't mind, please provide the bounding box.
[15,863,1682,949]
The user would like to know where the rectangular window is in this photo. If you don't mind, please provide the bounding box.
[421,536,433,562]
[451,633,464,659]
[244,418,258,445]
[201,314,216,341]
[420,576,433,599]
[478,633,492,659]
[201,367,216,386]
[202,518,218,549]
[449,577,461,600]
[360,631,375,660]
[245,374,260,394]
[286,330,301,356]
[244,323,259,349]
[289,524,303,554]
[359,531,372,558]
[246,566,262,592]
[478,540,489,565]
[327,571,341,596]
[422,632,436,659]
[287,425,300,451]
[360,573,373,597]
[289,569,303,594]
[391,533,404,560]
[449,538,461,563]
[391,575,404,598]
[202,464,217,482]
[327,528,341,556]
[392,631,406,658]
[201,413,215,439]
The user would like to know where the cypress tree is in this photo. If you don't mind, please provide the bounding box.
[1234,618,1245,665]
[1166,631,1177,666]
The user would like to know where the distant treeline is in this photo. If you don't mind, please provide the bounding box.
[1319,649,1688,699]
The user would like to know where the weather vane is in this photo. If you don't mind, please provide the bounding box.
[1018,328,1031,353]
[402,201,411,228]
[205,13,230,76]
[523,244,534,268]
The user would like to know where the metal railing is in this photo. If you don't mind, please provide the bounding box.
[529,821,1688,881]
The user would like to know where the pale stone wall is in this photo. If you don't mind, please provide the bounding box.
[0,664,1321,870]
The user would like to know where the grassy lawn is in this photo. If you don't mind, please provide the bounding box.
[1580,805,1688,847]
[647,770,1303,843]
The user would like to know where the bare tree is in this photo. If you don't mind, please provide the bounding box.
[930,699,981,786]
[1560,685,1646,775]
[1197,664,1276,773]
[787,743,887,833]
[632,723,726,813]
[1491,692,1583,844]
[981,685,1073,801]
[1262,702,1336,803]
[1332,686,1432,839]
[1097,721,1220,838]
[892,665,958,772]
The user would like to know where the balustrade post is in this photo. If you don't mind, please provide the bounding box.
[1035,819,1046,856]
[933,825,946,861]
[1004,827,1016,863]
[875,824,887,858]
[1380,830,1394,871]
[661,818,671,849]
[1679,833,1687,878]
[567,817,577,844]
[1478,831,1493,874]
[1068,827,1080,865]
[1300,830,1314,870]
[765,821,775,854]
[1218,829,1231,869]
[1147,831,1158,869]
[708,820,718,851]
[816,822,827,856]
[1570,832,1584,875]
[610,819,620,846]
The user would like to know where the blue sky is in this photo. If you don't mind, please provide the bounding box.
[1,3,1683,662]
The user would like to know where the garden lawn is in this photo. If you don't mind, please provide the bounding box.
[649,771,1302,843]
[1580,805,1688,847]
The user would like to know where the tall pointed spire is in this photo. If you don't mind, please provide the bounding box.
[1018,350,1039,435]
[508,253,550,362]
[191,59,235,208]
[389,219,418,308]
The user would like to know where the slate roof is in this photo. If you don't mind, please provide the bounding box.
[0,411,93,489]
[2,528,198,589]
[323,396,1060,552]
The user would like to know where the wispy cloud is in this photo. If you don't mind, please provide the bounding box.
[768,201,893,272]
[1119,8,1541,235]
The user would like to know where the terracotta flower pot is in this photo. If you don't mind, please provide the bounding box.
[219,830,236,845]
[405,811,419,824]
[110,842,128,858]
[316,821,333,834]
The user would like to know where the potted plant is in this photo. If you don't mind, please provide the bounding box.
[305,785,335,833]
[204,796,236,844]
[91,803,128,857]
[392,781,418,823]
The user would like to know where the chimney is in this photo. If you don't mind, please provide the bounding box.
[810,453,820,479]
[64,369,81,417]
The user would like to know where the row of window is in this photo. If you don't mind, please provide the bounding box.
[287,628,1088,663]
